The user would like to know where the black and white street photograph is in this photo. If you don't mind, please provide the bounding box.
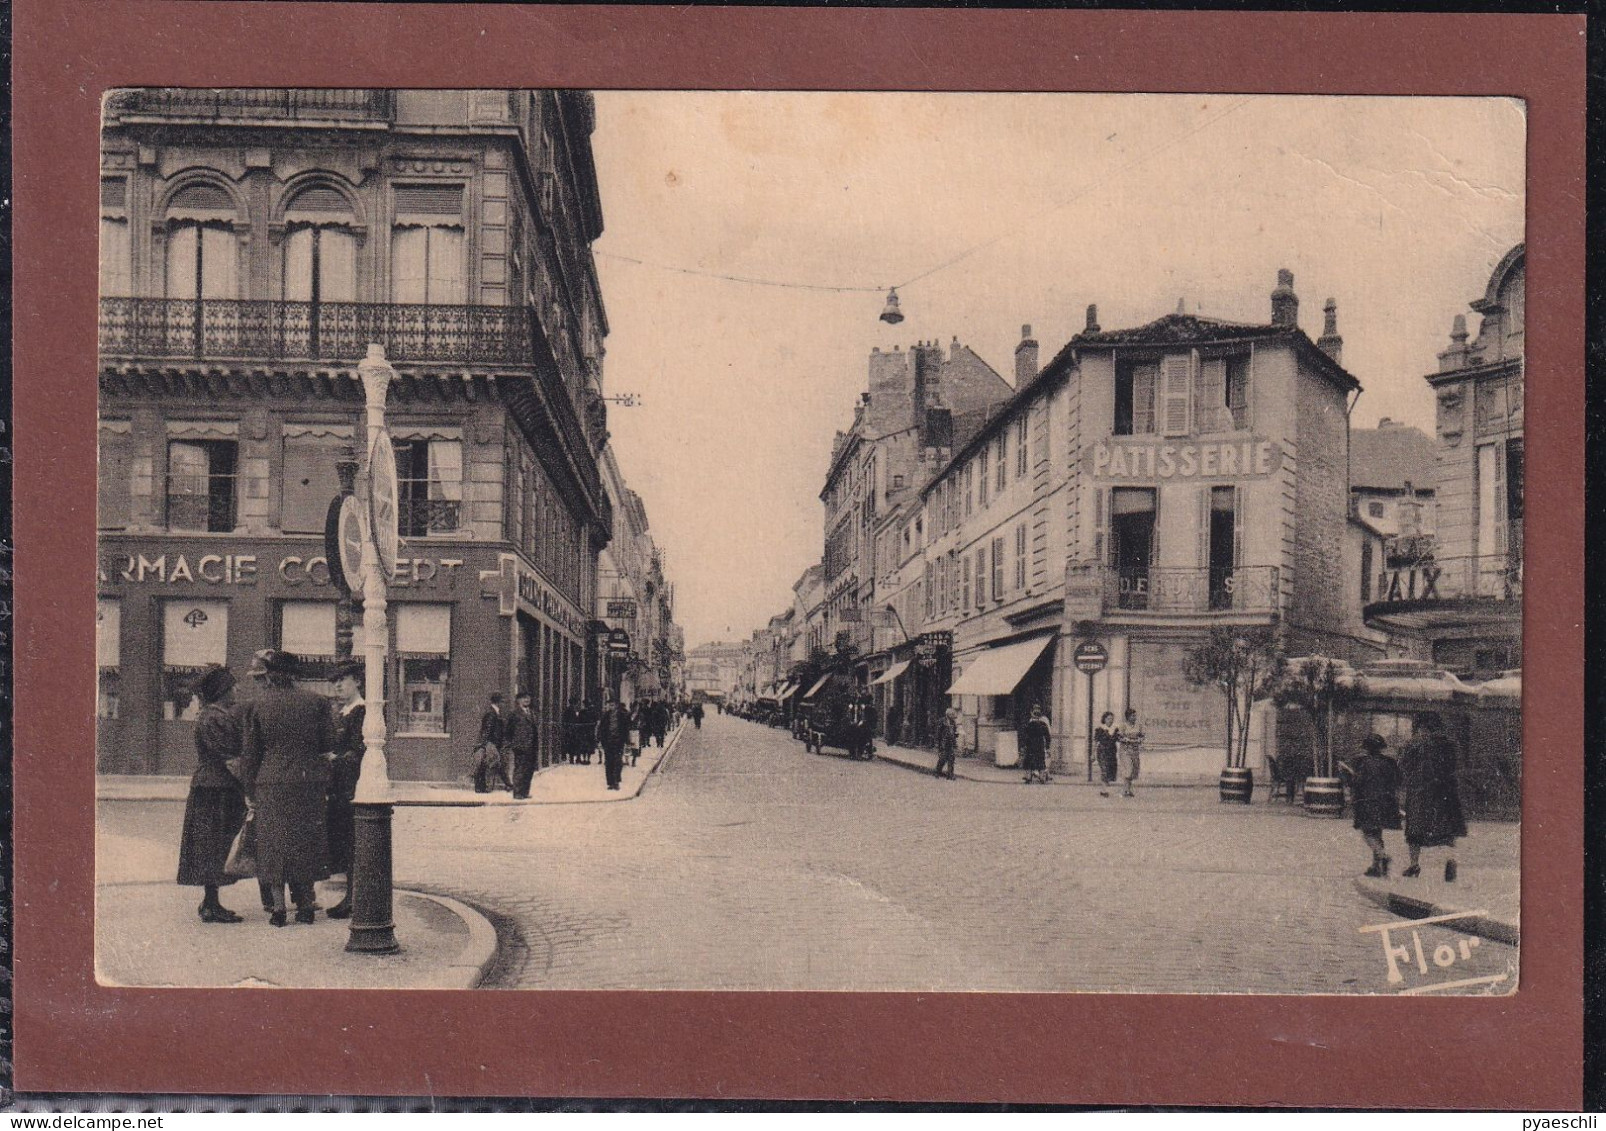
[94,89,1523,995]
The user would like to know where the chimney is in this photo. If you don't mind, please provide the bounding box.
[1085,304,1100,334]
[1014,324,1039,387]
[951,335,963,362]
[1271,268,1299,328]
[1316,297,1343,363]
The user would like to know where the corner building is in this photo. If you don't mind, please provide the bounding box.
[96,89,613,780]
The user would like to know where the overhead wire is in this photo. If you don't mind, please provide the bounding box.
[595,96,1255,299]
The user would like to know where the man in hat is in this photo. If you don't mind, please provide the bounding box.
[934,707,960,780]
[596,695,633,791]
[507,690,539,799]
[477,691,512,792]
[323,659,365,919]
[238,649,336,926]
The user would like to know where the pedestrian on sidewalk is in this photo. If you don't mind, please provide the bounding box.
[1094,711,1120,796]
[1020,703,1052,784]
[1400,712,1468,882]
[691,701,704,729]
[563,697,587,764]
[477,692,512,792]
[597,696,632,790]
[1350,732,1402,878]
[322,661,365,920]
[579,698,600,764]
[176,665,249,924]
[508,691,539,799]
[886,701,903,747]
[238,649,335,927]
[650,698,669,748]
[934,707,959,780]
[1116,707,1144,797]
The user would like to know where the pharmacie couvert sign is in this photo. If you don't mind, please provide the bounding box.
[99,547,468,589]
[1085,436,1284,481]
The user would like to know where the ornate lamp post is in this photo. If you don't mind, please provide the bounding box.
[347,344,399,954]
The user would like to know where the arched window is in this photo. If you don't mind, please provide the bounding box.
[164,182,239,300]
[281,184,357,304]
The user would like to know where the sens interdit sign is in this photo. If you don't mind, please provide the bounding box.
[1086,437,1283,481]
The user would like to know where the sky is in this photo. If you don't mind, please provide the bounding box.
[587,93,1526,651]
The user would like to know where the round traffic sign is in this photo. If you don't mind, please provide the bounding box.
[368,430,400,581]
[1073,640,1109,674]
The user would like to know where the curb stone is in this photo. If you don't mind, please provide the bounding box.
[1351,878,1519,947]
[402,888,501,989]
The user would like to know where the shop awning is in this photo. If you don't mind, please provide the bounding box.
[776,682,797,700]
[801,674,833,701]
[946,635,1055,697]
[870,661,911,687]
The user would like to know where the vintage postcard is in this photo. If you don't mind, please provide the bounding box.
[92,88,1523,998]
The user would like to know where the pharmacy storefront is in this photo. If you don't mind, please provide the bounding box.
[96,537,573,781]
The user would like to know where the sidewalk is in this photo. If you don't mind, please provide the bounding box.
[97,720,686,808]
[873,740,1207,787]
[96,881,497,989]
[1353,867,1519,947]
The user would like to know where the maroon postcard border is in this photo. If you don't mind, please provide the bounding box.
[10,4,1585,1107]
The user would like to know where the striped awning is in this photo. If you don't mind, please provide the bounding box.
[946,635,1055,697]
[870,661,911,687]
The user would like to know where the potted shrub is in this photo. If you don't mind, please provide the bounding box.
[1184,627,1285,803]
[1274,656,1364,817]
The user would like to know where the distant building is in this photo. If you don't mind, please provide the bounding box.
[1364,244,1523,678]
[1350,419,1437,540]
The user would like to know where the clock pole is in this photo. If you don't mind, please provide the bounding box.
[347,343,399,954]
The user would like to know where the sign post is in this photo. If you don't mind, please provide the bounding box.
[1073,640,1109,783]
[347,344,399,955]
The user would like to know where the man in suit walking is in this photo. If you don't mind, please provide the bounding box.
[507,690,539,799]
[596,696,633,791]
[477,691,512,792]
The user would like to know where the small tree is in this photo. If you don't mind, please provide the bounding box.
[1273,656,1366,778]
[1183,627,1286,769]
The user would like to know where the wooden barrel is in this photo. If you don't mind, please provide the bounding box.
[1303,776,1346,817]
[1219,766,1254,804]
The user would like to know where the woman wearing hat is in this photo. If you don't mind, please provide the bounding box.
[1350,732,1403,878]
[323,660,365,920]
[176,665,249,922]
[238,649,336,926]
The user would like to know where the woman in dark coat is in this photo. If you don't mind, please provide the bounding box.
[1349,733,1402,877]
[239,650,336,926]
[1400,712,1468,882]
[176,665,249,922]
[1019,704,1052,784]
[323,661,365,920]
[1094,711,1120,796]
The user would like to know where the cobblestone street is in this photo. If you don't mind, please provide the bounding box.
[99,712,1518,994]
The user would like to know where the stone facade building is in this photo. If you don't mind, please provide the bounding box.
[96,88,616,779]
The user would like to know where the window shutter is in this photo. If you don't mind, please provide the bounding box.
[394,184,464,219]
[1150,488,1162,565]
[99,217,131,297]
[285,185,350,215]
[991,536,1004,601]
[101,178,127,210]
[1196,357,1227,433]
[281,440,344,533]
[1161,354,1192,437]
[962,555,971,612]
[1233,486,1245,568]
[1094,485,1108,566]
[1492,442,1507,555]
[282,228,315,302]
[98,433,132,529]
[1198,488,1210,568]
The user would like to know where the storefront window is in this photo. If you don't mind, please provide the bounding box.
[280,600,339,696]
[161,599,229,721]
[396,604,451,735]
[97,599,121,720]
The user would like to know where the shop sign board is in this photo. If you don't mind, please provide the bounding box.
[1127,640,1222,746]
[1064,560,1105,620]
[1085,436,1283,482]
[606,599,638,619]
[97,549,463,590]
[607,628,632,655]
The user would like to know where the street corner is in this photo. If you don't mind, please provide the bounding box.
[94,880,499,990]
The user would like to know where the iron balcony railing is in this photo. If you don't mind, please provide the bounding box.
[112,88,394,121]
[1369,553,1522,606]
[1102,565,1280,614]
[100,297,535,367]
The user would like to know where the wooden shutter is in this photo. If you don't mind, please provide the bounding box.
[98,431,132,529]
[1197,488,1211,568]
[1233,486,1245,568]
[1133,364,1158,435]
[1196,357,1227,433]
[1094,485,1108,566]
[1161,353,1193,437]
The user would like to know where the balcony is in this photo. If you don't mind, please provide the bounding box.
[110,88,394,123]
[100,297,535,367]
[1101,565,1280,615]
